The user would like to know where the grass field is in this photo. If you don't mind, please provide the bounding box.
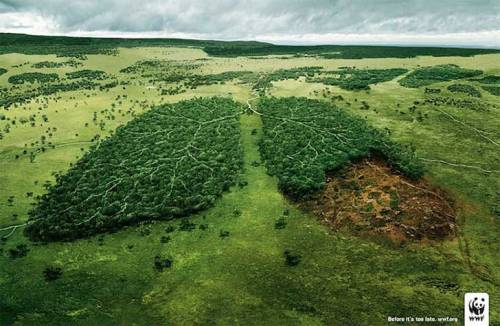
[0,46,499,325]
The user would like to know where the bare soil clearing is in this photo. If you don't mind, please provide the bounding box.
[302,157,456,244]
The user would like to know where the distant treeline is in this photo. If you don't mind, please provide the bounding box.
[1,33,498,59]
[203,44,500,59]
[0,33,263,58]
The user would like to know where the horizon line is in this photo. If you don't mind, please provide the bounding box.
[1,31,499,50]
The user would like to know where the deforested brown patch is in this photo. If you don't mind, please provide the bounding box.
[302,158,456,245]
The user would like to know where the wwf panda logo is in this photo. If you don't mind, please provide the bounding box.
[468,297,486,316]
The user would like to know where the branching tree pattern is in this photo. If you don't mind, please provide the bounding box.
[258,97,424,198]
[25,97,243,241]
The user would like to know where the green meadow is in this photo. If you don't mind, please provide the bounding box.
[0,44,499,325]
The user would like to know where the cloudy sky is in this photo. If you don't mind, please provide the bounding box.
[0,0,499,47]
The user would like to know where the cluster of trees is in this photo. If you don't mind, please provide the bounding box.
[258,97,424,198]
[120,60,200,76]
[161,85,185,95]
[447,84,481,97]
[252,66,323,94]
[8,72,59,84]
[119,61,321,96]
[306,68,408,91]
[0,67,7,76]
[119,60,166,74]
[184,71,255,88]
[119,61,341,97]
[145,67,318,94]
[119,59,205,89]
[66,69,107,80]
[422,96,493,112]
[153,74,186,84]
[139,70,258,92]
[471,75,500,84]
[481,86,500,96]
[399,64,483,88]
[469,74,500,96]
[139,66,322,95]
[0,80,99,108]
[25,97,244,241]
[40,80,99,93]
[31,60,82,69]
[98,80,119,91]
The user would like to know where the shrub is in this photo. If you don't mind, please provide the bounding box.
[8,244,29,259]
[153,255,173,271]
[219,230,230,238]
[43,266,63,281]
[160,236,171,243]
[179,218,196,232]
[165,225,176,233]
[274,217,287,229]
[284,250,301,266]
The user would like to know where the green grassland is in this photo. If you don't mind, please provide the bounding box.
[0,43,499,325]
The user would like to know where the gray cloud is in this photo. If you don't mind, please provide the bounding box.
[0,0,499,46]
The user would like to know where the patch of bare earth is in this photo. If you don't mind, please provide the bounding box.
[302,158,456,245]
